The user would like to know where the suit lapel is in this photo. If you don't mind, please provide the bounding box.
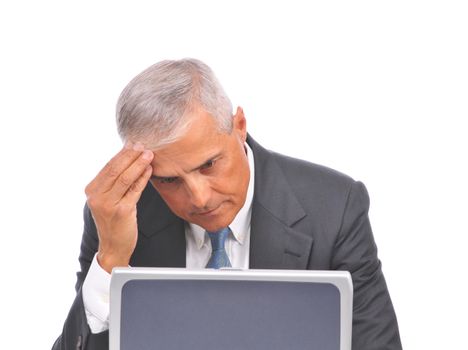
[248,136,314,270]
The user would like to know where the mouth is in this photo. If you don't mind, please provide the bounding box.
[194,204,222,216]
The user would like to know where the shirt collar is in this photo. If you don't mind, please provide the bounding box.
[190,142,255,249]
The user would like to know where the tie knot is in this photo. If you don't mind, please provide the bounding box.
[207,227,230,251]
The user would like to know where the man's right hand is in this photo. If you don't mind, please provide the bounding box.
[84,142,154,273]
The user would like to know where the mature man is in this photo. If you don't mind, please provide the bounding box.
[53,58,402,350]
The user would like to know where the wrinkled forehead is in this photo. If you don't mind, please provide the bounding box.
[141,104,227,150]
[149,112,228,176]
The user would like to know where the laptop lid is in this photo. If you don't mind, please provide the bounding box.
[110,268,353,350]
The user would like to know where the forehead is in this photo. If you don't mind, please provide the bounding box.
[150,110,227,175]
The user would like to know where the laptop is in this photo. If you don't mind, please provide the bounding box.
[110,268,353,350]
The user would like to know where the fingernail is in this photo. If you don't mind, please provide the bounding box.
[142,150,153,160]
[133,142,144,151]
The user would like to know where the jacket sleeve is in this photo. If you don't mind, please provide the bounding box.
[52,204,109,350]
[332,181,402,350]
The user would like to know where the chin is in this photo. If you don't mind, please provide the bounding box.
[196,213,236,232]
[197,219,229,232]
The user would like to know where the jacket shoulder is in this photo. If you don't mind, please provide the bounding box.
[271,151,357,195]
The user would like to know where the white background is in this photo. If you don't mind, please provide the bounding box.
[1,1,467,349]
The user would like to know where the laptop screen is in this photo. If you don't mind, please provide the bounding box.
[110,268,352,350]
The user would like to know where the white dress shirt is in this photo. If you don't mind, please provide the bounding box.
[82,143,255,333]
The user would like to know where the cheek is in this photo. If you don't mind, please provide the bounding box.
[213,161,249,199]
[210,177,241,201]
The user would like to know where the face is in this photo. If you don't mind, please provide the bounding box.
[148,106,250,232]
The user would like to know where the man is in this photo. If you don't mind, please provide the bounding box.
[53,58,402,350]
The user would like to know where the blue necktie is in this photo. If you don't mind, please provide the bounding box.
[206,227,232,269]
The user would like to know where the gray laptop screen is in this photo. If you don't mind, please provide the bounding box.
[120,279,340,350]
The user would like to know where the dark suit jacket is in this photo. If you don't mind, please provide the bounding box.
[53,135,402,350]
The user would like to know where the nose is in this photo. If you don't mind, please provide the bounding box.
[184,176,211,209]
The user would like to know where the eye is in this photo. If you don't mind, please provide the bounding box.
[152,176,179,184]
[200,159,215,171]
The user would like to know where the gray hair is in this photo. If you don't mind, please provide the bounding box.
[116,58,233,149]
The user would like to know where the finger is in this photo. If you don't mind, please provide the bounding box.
[88,142,148,193]
[107,149,154,201]
[121,165,153,205]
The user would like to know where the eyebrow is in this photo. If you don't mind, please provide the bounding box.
[151,152,222,180]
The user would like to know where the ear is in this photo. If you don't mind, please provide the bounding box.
[232,106,247,142]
